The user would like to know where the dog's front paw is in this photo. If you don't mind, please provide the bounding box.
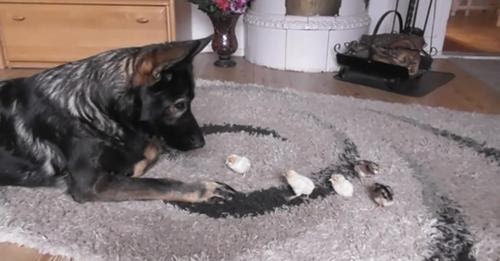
[197,181,237,204]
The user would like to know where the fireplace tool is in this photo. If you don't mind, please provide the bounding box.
[334,0,451,96]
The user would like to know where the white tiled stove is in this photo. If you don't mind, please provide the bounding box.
[244,0,370,72]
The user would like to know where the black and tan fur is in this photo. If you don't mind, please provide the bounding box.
[0,36,235,203]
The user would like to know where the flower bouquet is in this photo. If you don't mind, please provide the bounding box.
[188,0,252,16]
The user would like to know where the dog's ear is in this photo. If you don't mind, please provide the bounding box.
[183,35,212,61]
[132,36,212,88]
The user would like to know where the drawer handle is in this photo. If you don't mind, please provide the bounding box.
[136,17,150,24]
[12,16,26,22]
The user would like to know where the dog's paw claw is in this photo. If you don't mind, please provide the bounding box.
[201,181,236,203]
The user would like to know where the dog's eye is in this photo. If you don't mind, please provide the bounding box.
[173,100,186,111]
[165,73,173,82]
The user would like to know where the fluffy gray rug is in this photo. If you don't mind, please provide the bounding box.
[1,80,499,261]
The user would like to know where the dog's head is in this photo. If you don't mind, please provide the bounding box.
[129,36,211,151]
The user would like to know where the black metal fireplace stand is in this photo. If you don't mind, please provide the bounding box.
[335,0,455,97]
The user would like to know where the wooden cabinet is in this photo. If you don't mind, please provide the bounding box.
[0,0,176,68]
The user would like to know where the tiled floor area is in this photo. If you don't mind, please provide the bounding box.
[0,53,500,260]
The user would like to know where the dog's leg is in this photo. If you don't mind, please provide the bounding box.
[0,148,61,187]
[67,139,235,203]
[69,173,235,203]
[132,139,160,177]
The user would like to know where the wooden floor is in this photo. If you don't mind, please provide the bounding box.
[191,54,500,114]
[444,10,500,54]
[1,53,500,261]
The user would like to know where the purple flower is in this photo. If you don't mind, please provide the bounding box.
[230,0,250,13]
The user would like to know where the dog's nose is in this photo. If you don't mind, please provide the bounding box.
[189,135,205,149]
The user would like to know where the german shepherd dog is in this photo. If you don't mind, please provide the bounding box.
[0,36,236,204]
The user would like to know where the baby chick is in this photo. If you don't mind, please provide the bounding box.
[329,174,354,197]
[225,154,251,174]
[284,170,315,200]
[371,183,394,207]
[354,160,380,178]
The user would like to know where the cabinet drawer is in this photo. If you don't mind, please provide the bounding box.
[0,3,173,66]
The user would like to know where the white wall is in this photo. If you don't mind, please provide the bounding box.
[340,0,366,16]
[250,0,285,14]
[176,0,452,56]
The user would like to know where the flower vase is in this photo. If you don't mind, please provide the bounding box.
[208,13,240,68]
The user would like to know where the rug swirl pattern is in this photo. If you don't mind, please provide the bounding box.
[0,80,499,261]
